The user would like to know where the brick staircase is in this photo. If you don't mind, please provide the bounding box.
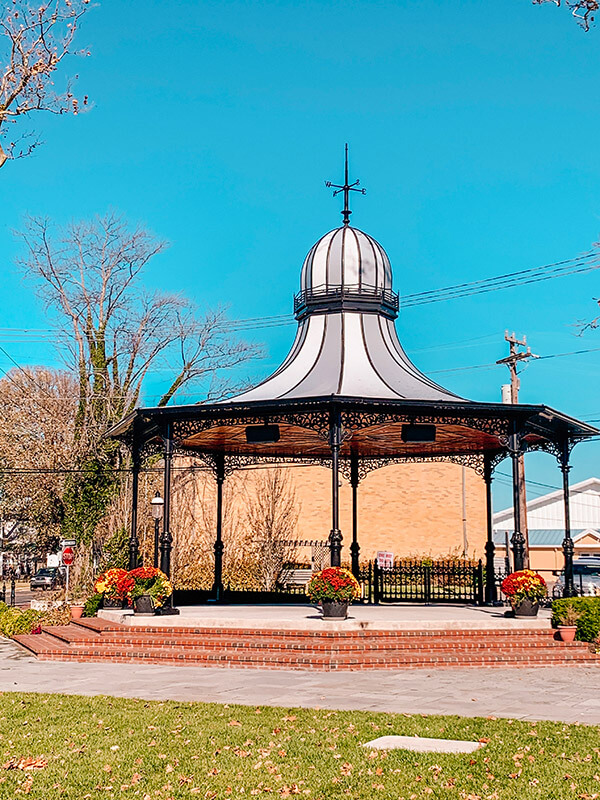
[12,617,600,670]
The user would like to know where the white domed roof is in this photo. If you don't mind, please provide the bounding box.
[300,226,393,294]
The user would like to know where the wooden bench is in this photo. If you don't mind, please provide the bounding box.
[278,568,312,592]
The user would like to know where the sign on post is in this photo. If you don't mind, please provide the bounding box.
[60,544,76,602]
[376,551,394,570]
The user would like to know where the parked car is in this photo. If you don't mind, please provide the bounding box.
[30,567,63,591]
[553,557,600,597]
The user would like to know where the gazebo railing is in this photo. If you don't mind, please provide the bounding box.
[360,559,485,605]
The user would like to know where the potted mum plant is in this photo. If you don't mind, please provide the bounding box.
[128,566,173,615]
[306,567,361,620]
[555,605,581,642]
[93,568,133,609]
[501,569,547,617]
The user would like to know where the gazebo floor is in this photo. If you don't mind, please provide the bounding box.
[106,602,551,631]
[12,607,600,670]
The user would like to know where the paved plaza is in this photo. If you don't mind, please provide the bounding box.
[1,635,598,725]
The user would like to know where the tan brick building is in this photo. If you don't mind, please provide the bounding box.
[288,461,486,561]
[166,460,487,571]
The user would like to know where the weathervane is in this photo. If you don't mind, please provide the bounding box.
[325,143,366,226]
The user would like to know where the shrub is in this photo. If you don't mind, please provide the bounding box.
[0,602,72,637]
[83,593,103,617]
[0,607,43,637]
[39,604,72,627]
[552,597,600,642]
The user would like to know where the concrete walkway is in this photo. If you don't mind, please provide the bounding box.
[1,638,598,725]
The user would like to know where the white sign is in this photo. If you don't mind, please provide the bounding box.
[377,551,394,570]
[60,539,77,549]
[47,554,60,568]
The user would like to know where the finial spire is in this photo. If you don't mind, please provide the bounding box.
[325,143,366,226]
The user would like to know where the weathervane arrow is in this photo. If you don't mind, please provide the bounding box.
[325,143,366,226]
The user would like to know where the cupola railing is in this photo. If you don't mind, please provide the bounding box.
[294,284,399,321]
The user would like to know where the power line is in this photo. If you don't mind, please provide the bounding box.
[429,345,600,376]
[0,250,598,340]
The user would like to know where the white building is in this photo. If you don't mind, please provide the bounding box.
[493,477,600,580]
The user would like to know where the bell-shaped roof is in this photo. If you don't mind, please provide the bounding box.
[224,223,462,405]
[300,226,393,294]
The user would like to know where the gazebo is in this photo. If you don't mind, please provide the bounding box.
[109,158,597,603]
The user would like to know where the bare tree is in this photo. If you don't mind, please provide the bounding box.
[533,0,598,30]
[16,213,261,546]
[18,213,260,447]
[0,0,92,168]
[0,366,78,552]
[245,468,299,591]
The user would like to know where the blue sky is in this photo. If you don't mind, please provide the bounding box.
[1,0,600,508]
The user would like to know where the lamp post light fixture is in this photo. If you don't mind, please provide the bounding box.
[150,491,164,569]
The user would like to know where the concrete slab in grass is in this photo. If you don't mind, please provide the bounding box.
[363,735,485,754]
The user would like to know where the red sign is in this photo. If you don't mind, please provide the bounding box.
[62,547,74,566]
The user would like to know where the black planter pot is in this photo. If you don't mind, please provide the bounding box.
[133,594,155,615]
[321,600,349,620]
[102,597,124,610]
[513,598,540,617]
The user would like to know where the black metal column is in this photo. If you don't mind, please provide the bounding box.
[160,423,173,578]
[211,452,226,601]
[128,448,140,571]
[483,455,497,604]
[510,426,526,571]
[329,409,343,567]
[560,440,576,597]
[349,449,360,578]
[153,518,160,569]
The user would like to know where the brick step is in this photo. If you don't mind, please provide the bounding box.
[41,625,102,643]
[72,618,117,632]
[44,633,578,653]
[40,626,562,647]
[17,635,597,661]
[85,620,556,639]
[15,633,70,655]
[27,645,600,669]
[14,621,598,671]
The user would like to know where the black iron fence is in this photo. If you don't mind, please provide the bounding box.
[359,559,485,605]
[172,560,505,606]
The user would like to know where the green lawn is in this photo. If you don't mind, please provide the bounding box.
[0,693,598,799]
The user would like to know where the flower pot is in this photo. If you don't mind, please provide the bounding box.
[558,625,578,643]
[513,598,539,617]
[133,594,155,615]
[102,597,124,610]
[321,600,349,620]
[70,604,85,620]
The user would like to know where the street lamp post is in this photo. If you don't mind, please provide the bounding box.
[150,492,164,569]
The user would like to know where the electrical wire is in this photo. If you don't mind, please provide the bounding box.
[0,250,598,340]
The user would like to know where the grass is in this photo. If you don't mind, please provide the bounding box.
[0,693,598,799]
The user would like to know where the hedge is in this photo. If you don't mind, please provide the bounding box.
[0,601,72,638]
[552,597,600,642]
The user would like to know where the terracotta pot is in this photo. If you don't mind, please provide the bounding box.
[513,598,539,617]
[102,597,124,610]
[558,625,578,643]
[321,600,349,620]
[133,594,155,615]
[70,604,84,620]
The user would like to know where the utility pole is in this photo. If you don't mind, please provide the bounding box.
[497,332,539,568]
